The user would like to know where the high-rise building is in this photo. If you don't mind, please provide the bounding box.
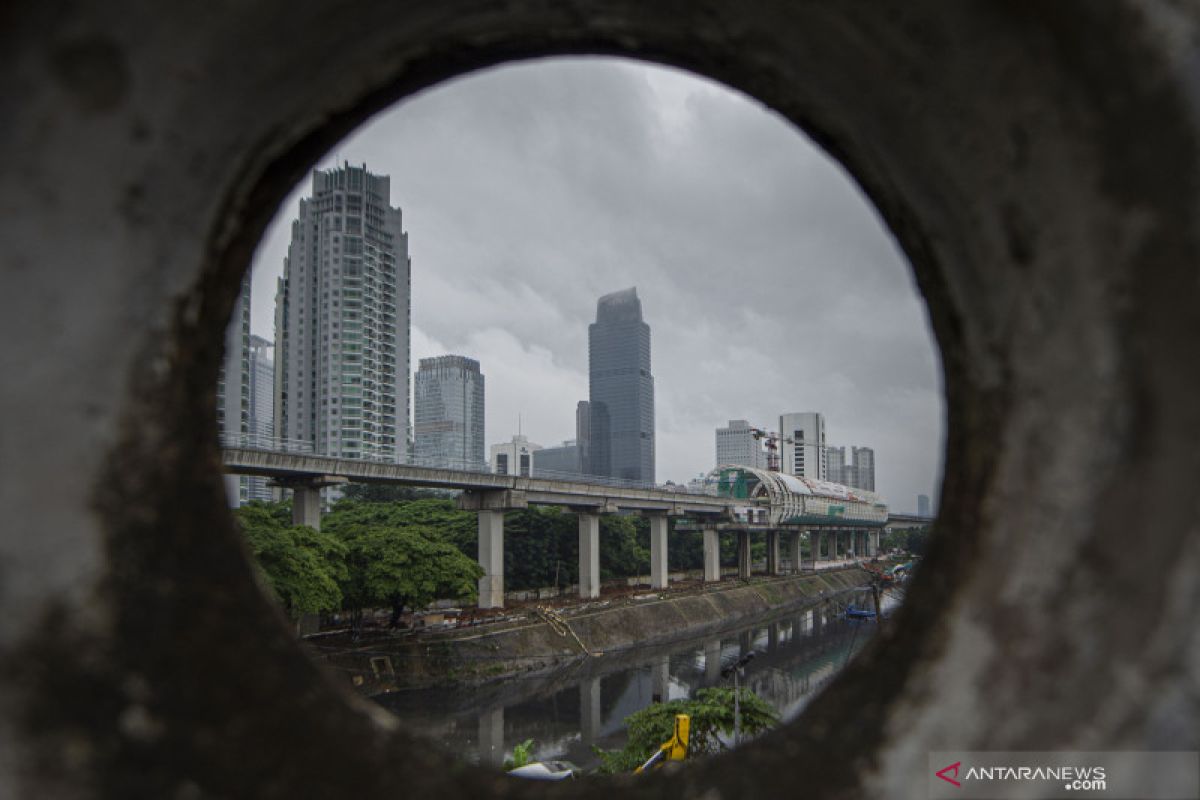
[575,400,592,476]
[851,446,875,491]
[217,272,252,507]
[826,445,846,484]
[918,493,932,517]
[274,162,411,463]
[414,355,485,470]
[715,419,766,469]
[244,335,275,502]
[589,288,654,483]
[534,440,583,477]
[779,411,826,480]
[490,434,541,476]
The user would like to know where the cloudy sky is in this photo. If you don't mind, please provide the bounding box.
[248,57,944,513]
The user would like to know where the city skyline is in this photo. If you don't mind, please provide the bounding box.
[246,57,944,510]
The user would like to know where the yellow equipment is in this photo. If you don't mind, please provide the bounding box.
[634,714,690,773]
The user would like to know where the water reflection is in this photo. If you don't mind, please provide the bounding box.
[375,593,889,770]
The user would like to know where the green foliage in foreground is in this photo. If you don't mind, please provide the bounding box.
[594,687,779,774]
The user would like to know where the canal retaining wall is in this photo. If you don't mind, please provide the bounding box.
[308,567,871,694]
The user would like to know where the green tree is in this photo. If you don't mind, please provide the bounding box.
[323,500,483,628]
[233,501,346,617]
[595,687,779,774]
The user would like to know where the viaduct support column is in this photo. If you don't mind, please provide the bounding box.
[703,528,721,582]
[292,485,322,530]
[279,474,348,531]
[766,530,781,576]
[737,530,751,579]
[477,510,505,609]
[823,531,834,561]
[578,513,601,599]
[649,513,669,590]
[788,532,803,574]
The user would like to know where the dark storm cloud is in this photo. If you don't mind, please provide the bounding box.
[250,57,943,511]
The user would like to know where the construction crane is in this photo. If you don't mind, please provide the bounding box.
[748,427,793,472]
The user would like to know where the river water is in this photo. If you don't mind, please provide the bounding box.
[374,590,890,770]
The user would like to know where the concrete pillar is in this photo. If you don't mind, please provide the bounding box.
[580,676,601,747]
[739,629,753,657]
[292,484,322,530]
[766,530,781,575]
[578,513,600,599]
[737,530,751,579]
[811,604,823,634]
[649,514,669,590]
[870,530,879,556]
[768,621,779,652]
[651,654,671,702]
[788,532,803,574]
[477,510,505,609]
[823,531,834,561]
[478,706,504,768]
[703,528,721,582]
[705,639,722,683]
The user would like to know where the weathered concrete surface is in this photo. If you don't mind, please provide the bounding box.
[3,2,1200,798]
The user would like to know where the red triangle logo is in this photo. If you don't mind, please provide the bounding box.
[935,761,962,787]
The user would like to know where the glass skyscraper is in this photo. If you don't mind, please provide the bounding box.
[413,355,485,470]
[588,287,654,483]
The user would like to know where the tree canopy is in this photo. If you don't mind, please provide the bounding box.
[233,501,346,616]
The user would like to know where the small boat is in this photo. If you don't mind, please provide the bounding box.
[845,605,877,619]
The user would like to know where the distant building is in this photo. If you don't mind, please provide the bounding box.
[490,434,541,477]
[414,355,485,470]
[826,445,846,484]
[575,400,592,475]
[217,272,251,507]
[715,419,766,469]
[918,493,932,517]
[535,440,583,477]
[779,412,827,480]
[589,288,654,483]
[851,446,875,491]
[244,335,275,502]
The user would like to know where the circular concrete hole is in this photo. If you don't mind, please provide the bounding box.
[9,3,1199,798]
[230,55,941,771]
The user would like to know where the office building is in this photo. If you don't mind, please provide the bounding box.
[779,411,827,480]
[826,445,846,484]
[918,494,932,517]
[715,419,766,469]
[851,446,876,491]
[589,288,654,482]
[490,434,541,476]
[534,440,583,477]
[274,162,411,464]
[414,355,485,470]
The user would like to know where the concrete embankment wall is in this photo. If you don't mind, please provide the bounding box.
[311,567,870,693]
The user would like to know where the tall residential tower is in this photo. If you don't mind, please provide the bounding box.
[274,163,411,463]
[588,288,654,483]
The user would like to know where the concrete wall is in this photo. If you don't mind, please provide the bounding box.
[3,2,1199,798]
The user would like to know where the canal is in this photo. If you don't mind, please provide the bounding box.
[374,589,892,771]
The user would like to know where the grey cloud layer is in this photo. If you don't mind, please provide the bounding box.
[250,57,944,511]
